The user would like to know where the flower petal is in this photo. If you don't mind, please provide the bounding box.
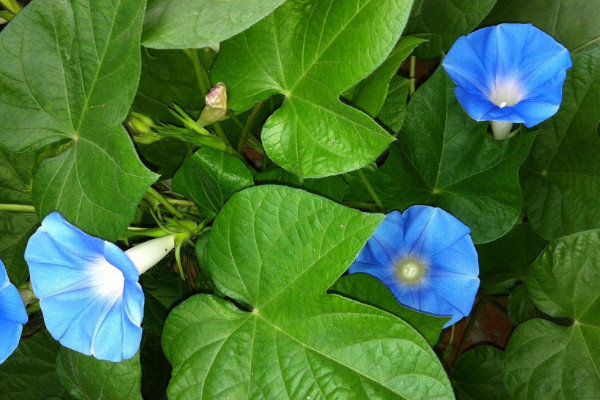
[401,206,471,262]
[25,212,144,362]
[443,23,572,127]
[0,260,27,364]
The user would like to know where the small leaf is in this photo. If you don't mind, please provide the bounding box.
[377,76,411,134]
[0,333,70,400]
[172,147,254,219]
[506,284,546,326]
[57,348,143,400]
[163,186,453,399]
[142,0,287,49]
[0,0,157,240]
[451,345,508,400]
[405,0,497,59]
[520,47,600,241]
[504,230,600,399]
[212,0,415,178]
[352,36,425,117]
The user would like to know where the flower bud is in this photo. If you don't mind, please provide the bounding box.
[197,82,227,127]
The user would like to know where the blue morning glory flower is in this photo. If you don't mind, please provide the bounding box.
[442,23,572,140]
[0,259,28,363]
[24,212,175,362]
[349,206,479,327]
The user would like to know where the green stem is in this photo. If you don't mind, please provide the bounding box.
[0,203,35,213]
[237,101,264,153]
[409,56,416,97]
[183,49,211,94]
[146,187,185,219]
[357,169,384,211]
[0,10,14,21]
[456,299,484,357]
[227,110,246,129]
[0,0,20,14]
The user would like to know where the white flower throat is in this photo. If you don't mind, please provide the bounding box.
[395,257,427,285]
[489,78,525,108]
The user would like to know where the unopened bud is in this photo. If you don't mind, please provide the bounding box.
[128,112,155,135]
[197,83,227,127]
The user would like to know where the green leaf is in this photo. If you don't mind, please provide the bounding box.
[163,186,453,399]
[132,49,208,123]
[0,148,38,284]
[503,230,600,399]
[405,0,497,59]
[345,68,535,243]
[142,0,287,49]
[484,0,600,52]
[56,349,142,400]
[140,334,170,400]
[331,274,446,346]
[506,284,546,326]
[256,168,348,202]
[451,346,508,400]
[0,0,157,240]
[520,48,600,241]
[377,75,411,134]
[476,223,547,294]
[352,36,425,117]
[172,147,254,219]
[212,0,415,178]
[0,333,70,400]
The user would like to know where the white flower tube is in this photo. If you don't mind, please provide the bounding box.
[126,235,176,275]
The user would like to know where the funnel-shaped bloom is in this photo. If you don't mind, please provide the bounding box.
[0,260,28,363]
[349,206,479,327]
[25,212,175,362]
[443,23,572,139]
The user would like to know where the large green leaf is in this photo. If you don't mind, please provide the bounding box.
[163,186,453,399]
[344,67,535,243]
[212,0,415,178]
[56,349,142,400]
[172,147,254,219]
[142,0,286,49]
[405,0,497,59]
[503,230,600,399]
[0,0,157,240]
[0,148,38,284]
[484,0,600,52]
[520,48,600,241]
[0,333,70,400]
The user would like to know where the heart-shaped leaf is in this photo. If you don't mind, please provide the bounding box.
[142,0,287,49]
[163,186,453,399]
[503,230,600,399]
[0,0,157,240]
[212,0,415,178]
[520,48,600,241]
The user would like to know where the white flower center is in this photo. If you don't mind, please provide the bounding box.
[89,259,125,299]
[489,79,525,108]
[395,257,427,285]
